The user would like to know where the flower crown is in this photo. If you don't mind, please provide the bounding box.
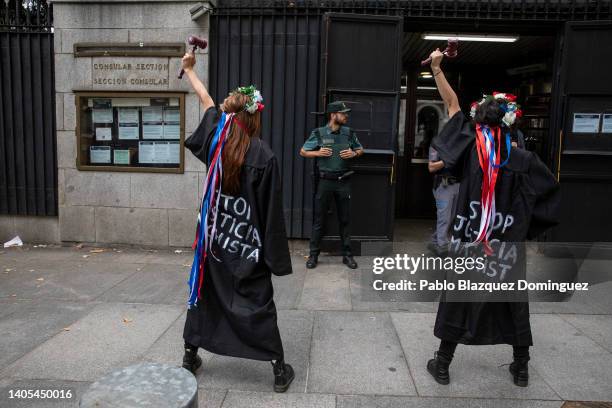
[470,92,523,127]
[232,85,264,114]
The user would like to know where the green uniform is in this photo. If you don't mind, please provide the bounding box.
[303,125,362,256]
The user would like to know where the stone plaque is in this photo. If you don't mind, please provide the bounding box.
[92,57,170,90]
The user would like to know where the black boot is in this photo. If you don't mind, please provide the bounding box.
[509,359,529,387]
[342,255,357,269]
[306,255,318,269]
[182,343,202,375]
[271,359,295,393]
[427,352,451,385]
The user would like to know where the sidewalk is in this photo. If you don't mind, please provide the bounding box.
[1,244,611,407]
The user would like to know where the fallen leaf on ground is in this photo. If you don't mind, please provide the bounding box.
[122,318,133,324]
[11,294,17,297]
[174,250,183,254]
[75,244,84,249]
[36,277,44,281]
[29,269,35,272]
[82,255,90,258]
[182,263,191,267]
[5,268,14,272]
[89,249,106,253]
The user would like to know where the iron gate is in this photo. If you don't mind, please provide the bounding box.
[0,0,57,216]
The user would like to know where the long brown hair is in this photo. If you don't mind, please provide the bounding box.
[220,92,262,195]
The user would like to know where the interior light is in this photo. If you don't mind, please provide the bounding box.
[417,86,437,90]
[422,33,519,43]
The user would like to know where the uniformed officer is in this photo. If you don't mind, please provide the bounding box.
[428,146,460,256]
[300,101,364,269]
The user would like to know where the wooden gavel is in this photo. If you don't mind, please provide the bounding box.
[178,36,208,79]
[421,38,459,66]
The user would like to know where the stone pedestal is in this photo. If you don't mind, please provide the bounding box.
[79,362,198,408]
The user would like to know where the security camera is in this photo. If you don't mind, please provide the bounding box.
[190,1,216,21]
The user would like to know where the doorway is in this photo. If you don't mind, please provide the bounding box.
[394,29,558,239]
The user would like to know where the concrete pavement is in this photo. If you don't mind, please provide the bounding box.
[1,243,612,407]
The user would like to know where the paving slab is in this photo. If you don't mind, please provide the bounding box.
[308,311,415,396]
[0,259,141,301]
[349,268,436,312]
[0,379,91,408]
[0,299,95,369]
[559,314,612,353]
[0,302,183,382]
[197,388,228,408]
[272,258,307,310]
[390,312,560,400]
[144,310,215,368]
[96,263,190,305]
[297,265,351,311]
[197,310,313,393]
[221,390,335,408]
[337,395,563,408]
[530,314,612,401]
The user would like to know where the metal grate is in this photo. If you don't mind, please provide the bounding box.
[1,0,57,216]
[0,0,53,32]
[215,0,612,22]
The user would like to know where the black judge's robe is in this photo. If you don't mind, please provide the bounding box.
[182,106,292,361]
[431,112,561,346]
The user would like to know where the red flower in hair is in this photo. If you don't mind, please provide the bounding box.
[257,102,265,112]
[515,109,523,118]
[506,94,517,102]
[471,102,479,109]
[492,91,501,96]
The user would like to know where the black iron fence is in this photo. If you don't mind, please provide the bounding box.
[215,0,612,21]
[1,0,57,216]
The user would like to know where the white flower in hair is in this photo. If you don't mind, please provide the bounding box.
[502,111,517,127]
[494,93,507,100]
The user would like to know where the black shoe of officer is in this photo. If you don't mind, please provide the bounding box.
[271,359,295,393]
[427,352,451,385]
[342,255,358,269]
[509,359,529,387]
[182,343,202,375]
[306,255,318,269]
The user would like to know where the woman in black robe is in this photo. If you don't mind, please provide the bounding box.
[178,51,295,393]
[425,49,561,387]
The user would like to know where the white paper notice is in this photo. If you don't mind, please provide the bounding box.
[138,141,179,164]
[163,124,180,139]
[602,114,612,133]
[90,146,111,164]
[139,142,154,163]
[95,127,112,141]
[119,125,139,140]
[92,108,113,123]
[143,124,164,139]
[164,108,180,123]
[118,108,140,124]
[168,141,180,163]
[572,113,601,133]
[142,107,163,123]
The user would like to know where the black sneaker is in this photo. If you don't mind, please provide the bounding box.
[509,360,529,387]
[306,255,318,269]
[272,360,295,393]
[342,255,357,269]
[427,352,450,385]
[182,344,202,375]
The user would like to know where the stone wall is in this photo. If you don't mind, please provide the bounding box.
[51,0,210,247]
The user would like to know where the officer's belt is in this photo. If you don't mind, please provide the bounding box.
[319,170,354,181]
[439,175,458,186]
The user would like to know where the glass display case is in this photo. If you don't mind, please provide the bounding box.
[75,92,186,172]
